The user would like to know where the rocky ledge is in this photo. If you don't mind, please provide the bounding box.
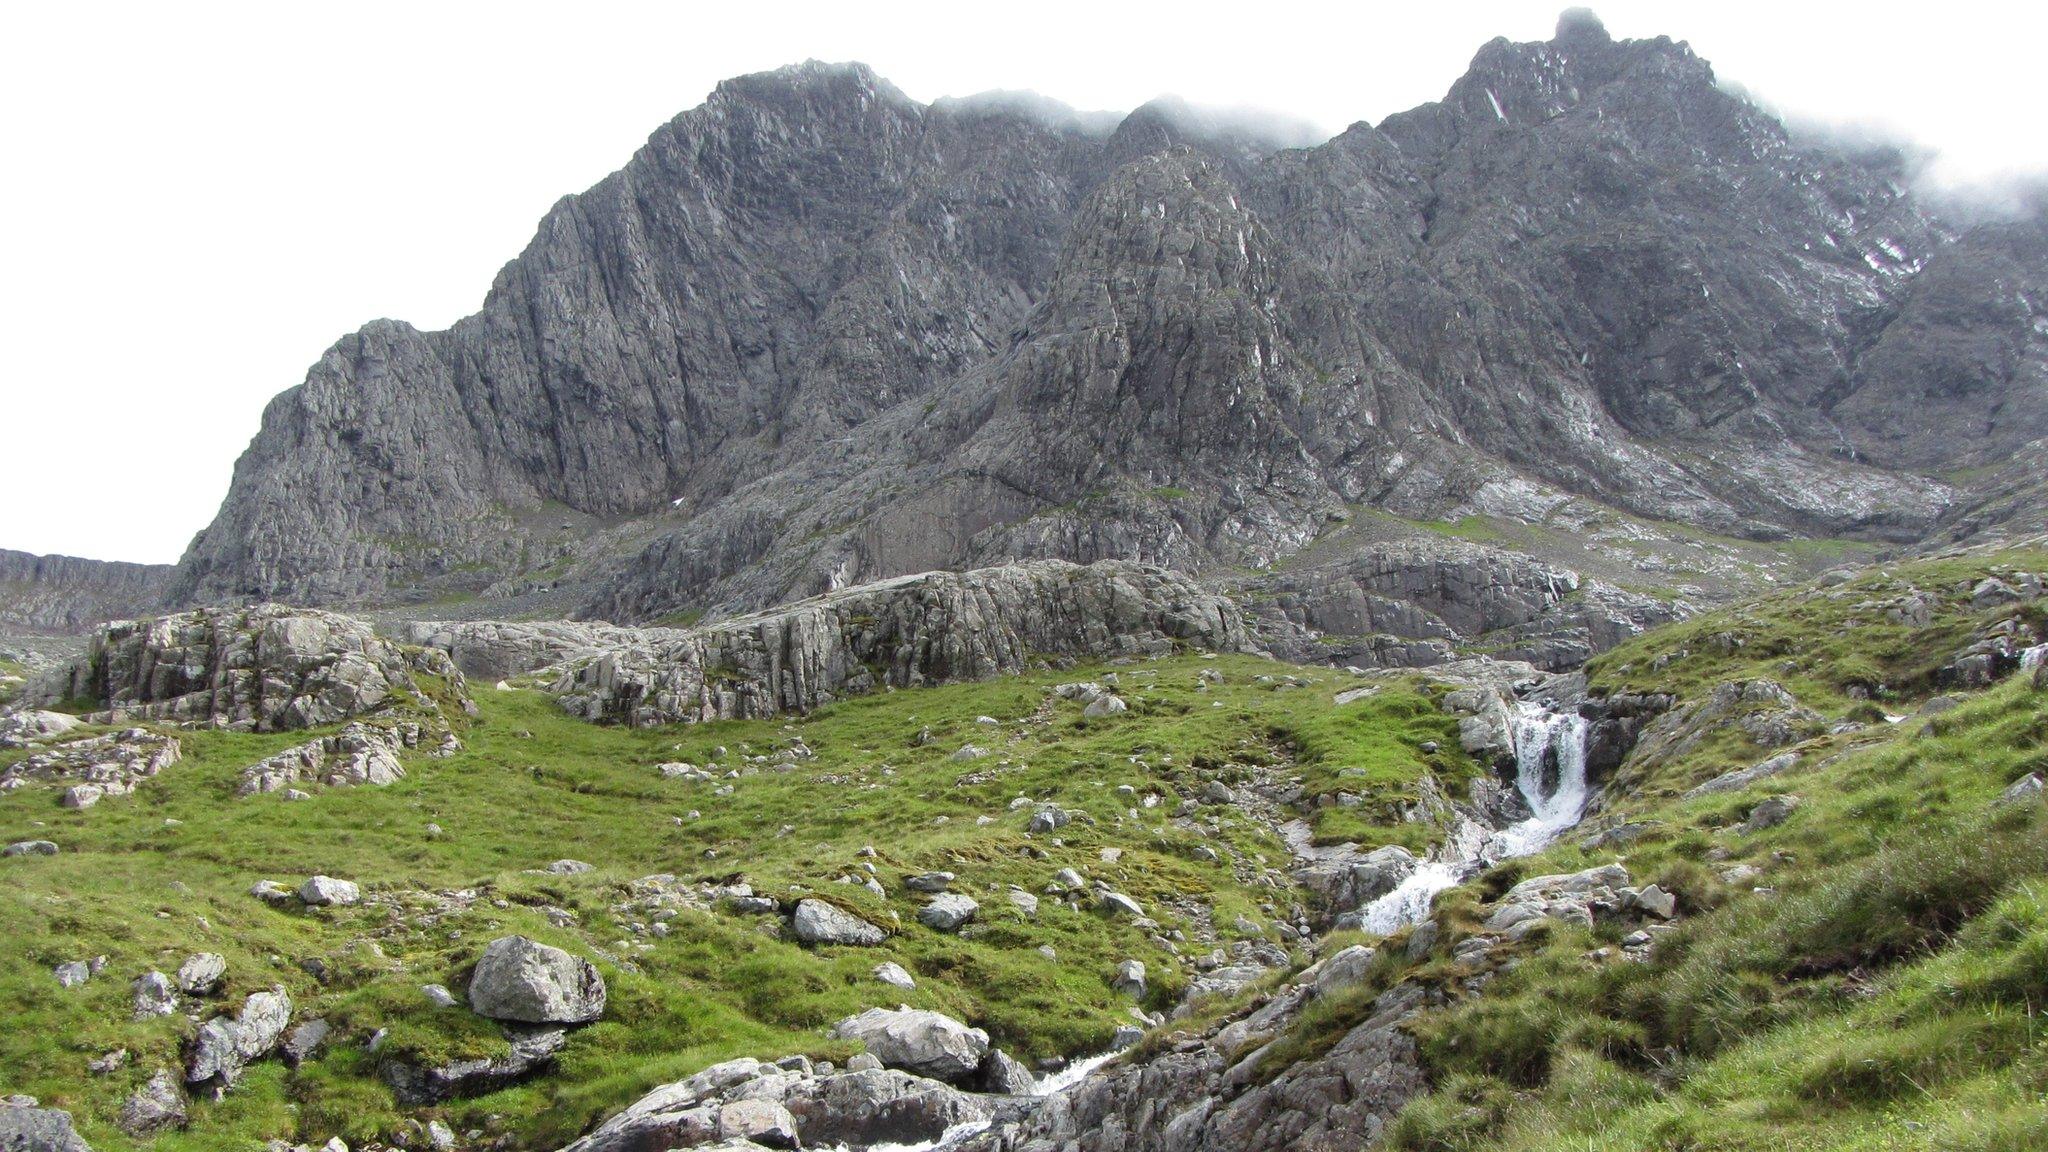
[418,560,1252,726]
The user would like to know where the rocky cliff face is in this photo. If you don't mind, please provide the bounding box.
[164,13,2045,659]
[0,550,171,634]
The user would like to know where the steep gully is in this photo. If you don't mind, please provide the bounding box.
[878,694,1596,1151]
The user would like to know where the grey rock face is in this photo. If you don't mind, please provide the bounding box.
[116,1070,186,1137]
[830,1007,991,1083]
[186,987,292,1089]
[0,548,170,635]
[29,605,468,732]
[790,899,888,947]
[467,936,606,1024]
[0,1100,94,1152]
[552,560,1245,727]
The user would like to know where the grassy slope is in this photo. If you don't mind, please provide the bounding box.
[1375,550,2048,1151]
[0,653,1467,1150]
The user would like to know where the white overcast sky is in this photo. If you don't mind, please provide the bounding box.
[3,0,2042,564]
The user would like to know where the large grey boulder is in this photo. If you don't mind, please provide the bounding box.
[187,987,292,1089]
[467,936,606,1024]
[831,1007,990,1084]
[791,899,887,946]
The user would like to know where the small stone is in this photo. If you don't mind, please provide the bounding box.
[1112,960,1146,998]
[177,953,228,995]
[132,971,178,1019]
[545,859,593,875]
[1082,695,1128,718]
[873,961,917,989]
[3,840,58,857]
[53,961,91,988]
[1741,795,1801,833]
[421,983,458,1008]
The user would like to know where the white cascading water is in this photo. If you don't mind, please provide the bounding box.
[1358,699,1592,934]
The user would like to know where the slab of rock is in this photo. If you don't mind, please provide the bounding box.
[467,936,606,1024]
[831,1007,990,1083]
[549,562,1249,727]
[282,1019,330,1067]
[915,894,978,931]
[975,1048,1036,1095]
[3,840,59,857]
[904,871,954,893]
[187,986,292,1089]
[383,1027,567,1105]
[791,899,887,946]
[238,721,428,796]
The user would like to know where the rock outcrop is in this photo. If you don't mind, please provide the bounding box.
[28,604,467,731]
[550,560,1247,726]
[557,1056,992,1152]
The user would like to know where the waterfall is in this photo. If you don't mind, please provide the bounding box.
[1357,698,1592,934]
[1489,701,1592,859]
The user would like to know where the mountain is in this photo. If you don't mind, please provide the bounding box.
[156,11,2044,645]
[0,551,171,635]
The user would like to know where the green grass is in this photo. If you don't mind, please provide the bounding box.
[0,652,1458,1150]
